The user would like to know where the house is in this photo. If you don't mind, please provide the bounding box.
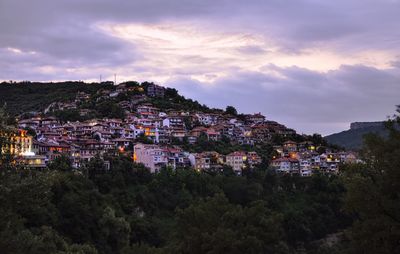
[270,157,300,174]
[33,140,71,162]
[143,126,161,143]
[133,143,168,173]
[40,117,59,128]
[251,124,272,143]
[283,140,297,152]
[246,151,262,168]
[18,118,40,130]
[299,159,312,176]
[190,126,208,137]
[137,105,160,116]
[147,84,165,97]
[245,113,266,124]
[206,128,220,141]
[169,128,187,141]
[111,138,132,150]
[189,153,211,171]
[18,154,47,169]
[195,113,219,126]
[225,151,247,174]
[163,116,185,128]
[164,147,190,169]
[103,119,123,128]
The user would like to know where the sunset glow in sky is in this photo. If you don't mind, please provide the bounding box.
[1,0,400,134]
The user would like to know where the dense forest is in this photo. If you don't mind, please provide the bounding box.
[1,104,400,254]
[1,156,352,254]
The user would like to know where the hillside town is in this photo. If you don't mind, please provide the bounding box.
[10,82,358,175]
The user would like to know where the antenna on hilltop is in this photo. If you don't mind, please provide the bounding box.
[114,73,117,85]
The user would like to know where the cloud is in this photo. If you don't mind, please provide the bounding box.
[167,64,400,135]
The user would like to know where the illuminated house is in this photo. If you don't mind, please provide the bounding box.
[246,151,262,168]
[283,140,297,153]
[225,151,248,174]
[0,129,47,169]
[189,153,211,171]
[9,129,33,156]
[189,152,224,172]
[133,143,168,173]
[19,155,47,169]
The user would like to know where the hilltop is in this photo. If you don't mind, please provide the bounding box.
[325,121,387,150]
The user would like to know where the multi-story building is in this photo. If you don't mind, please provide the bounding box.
[195,113,220,126]
[270,157,300,174]
[147,84,165,98]
[133,143,168,173]
[9,129,33,156]
[163,116,185,129]
[299,159,312,176]
[189,153,211,171]
[225,151,247,174]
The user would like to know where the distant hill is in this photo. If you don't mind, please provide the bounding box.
[325,121,387,150]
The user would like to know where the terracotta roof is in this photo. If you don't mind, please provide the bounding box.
[272,157,299,163]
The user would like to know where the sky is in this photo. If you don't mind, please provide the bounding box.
[1,0,400,135]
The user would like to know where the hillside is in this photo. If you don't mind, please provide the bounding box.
[0,81,112,116]
[0,81,217,117]
[325,122,387,150]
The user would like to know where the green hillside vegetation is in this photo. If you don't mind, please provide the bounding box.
[325,124,387,150]
[0,81,220,118]
[0,81,112,116]
[0,157,351,254]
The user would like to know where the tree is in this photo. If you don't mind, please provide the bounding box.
[168,194,288,254]
[225,106,238,116]
[0,105,17,169]
[99,207,131,253]
[54,109,82,123]
[84,154,106,180]
[97,101,125,119]
[48,154,73,172]
[343,108,400,254]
